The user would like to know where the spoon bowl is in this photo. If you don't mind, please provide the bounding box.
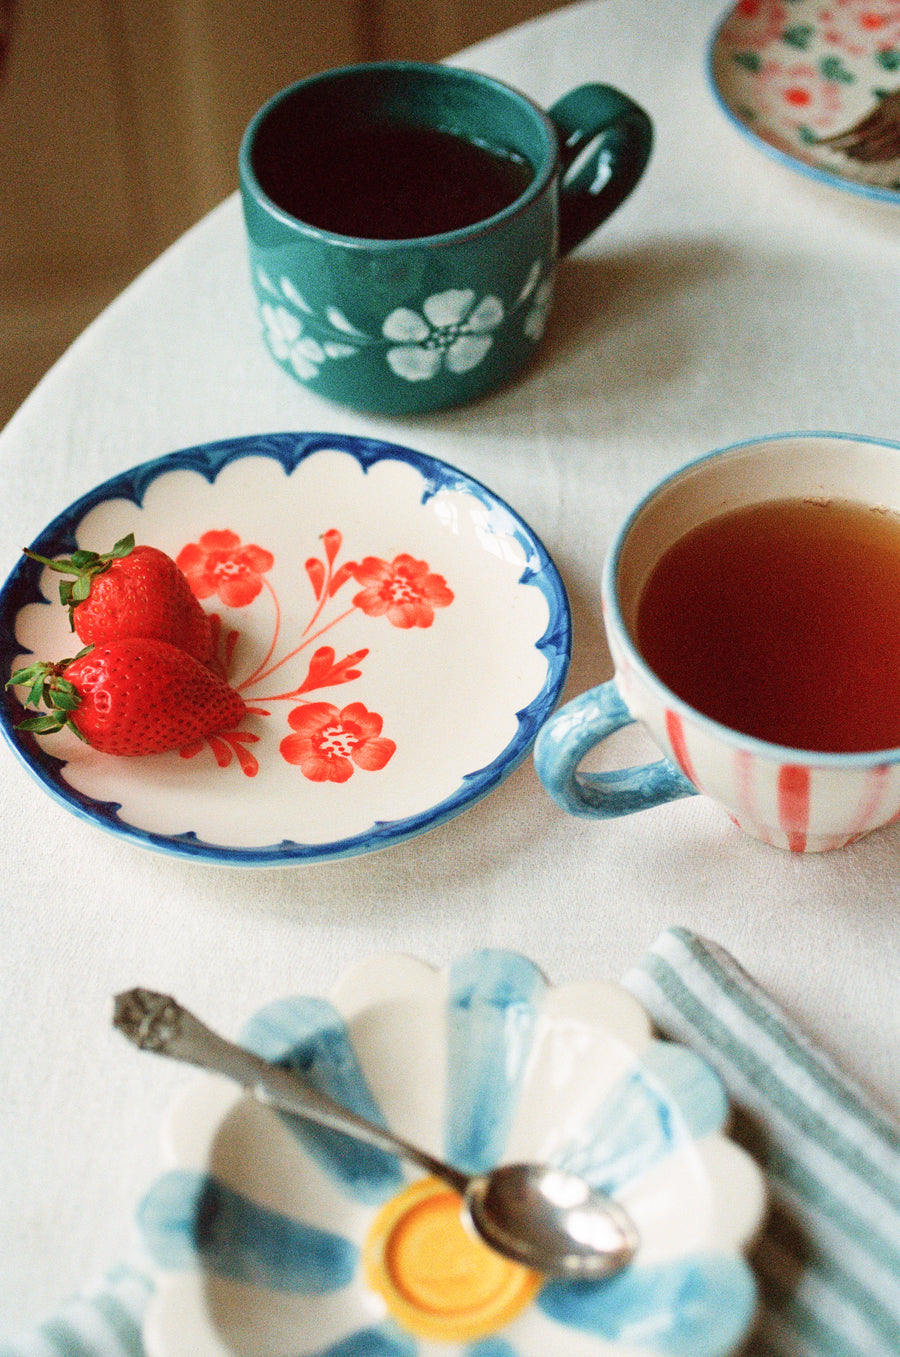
[464,1162,639,1277]
[113,987,639,1281]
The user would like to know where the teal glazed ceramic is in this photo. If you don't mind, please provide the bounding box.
[239,63,652,413]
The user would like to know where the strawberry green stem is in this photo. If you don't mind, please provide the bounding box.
[5,657,87,738]
[22,534,135,625]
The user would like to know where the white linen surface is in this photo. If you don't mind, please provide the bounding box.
[1,0,898,1335]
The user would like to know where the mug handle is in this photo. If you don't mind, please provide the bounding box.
[533,680,697,818]
[548,85,653,255]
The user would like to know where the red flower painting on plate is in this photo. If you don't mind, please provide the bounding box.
[174,528,453,780]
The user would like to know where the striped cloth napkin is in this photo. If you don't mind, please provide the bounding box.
[0,1267,151,1357]
[623,927,900,1357]
[3,927,898,1357]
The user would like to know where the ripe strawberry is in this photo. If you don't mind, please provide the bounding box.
[24,534,214,663]
[8,639,246,756]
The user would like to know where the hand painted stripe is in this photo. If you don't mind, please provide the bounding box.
[240,995,404,1204]
[777,764,811,853]
[538,1254,757,1354]
[734,748,755,819]
[665,709,700,788]
[313,1323,418,1356]
[445,950,545,1173]
[847,763,891,840]
[556,1040,728,1193]
[463,1337,520,1357]
[733,747,776,843]
[138,1170,357,1292]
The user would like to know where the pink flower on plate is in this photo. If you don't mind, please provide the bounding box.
[825,0,900,57]
[177,531,274,608]
[351,554,453,629]
[719,0,789,49]
[758,58,845,132]
[280,701,396,782]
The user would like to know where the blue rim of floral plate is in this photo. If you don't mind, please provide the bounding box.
[707,1,900,207]
[0,432,571,866]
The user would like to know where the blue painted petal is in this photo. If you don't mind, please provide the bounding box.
[240,996,404,1204]
[310,1322,418,1357]
[640,1042,729,1138]
[556,1041,729,1193]
[538,1255,758,1357]
[465,1337,520,1357]
[445,950,546,1173]
[138,1169,356,1292]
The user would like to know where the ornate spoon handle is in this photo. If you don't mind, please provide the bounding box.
[112,987,465,1191]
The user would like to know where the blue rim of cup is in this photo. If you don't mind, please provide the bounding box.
[603,430,900,768]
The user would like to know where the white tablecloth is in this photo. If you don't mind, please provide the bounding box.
[2,0,898,1335]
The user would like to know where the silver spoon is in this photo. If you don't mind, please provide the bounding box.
[113,987,639,1280]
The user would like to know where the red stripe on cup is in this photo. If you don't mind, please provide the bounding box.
[734,748,775,845]
[814,764,893,850]
[665,709,699,787]
[847,763,890,838]
[778,764,811,853]
[735,747,756,818]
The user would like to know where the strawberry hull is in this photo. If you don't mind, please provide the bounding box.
[72,544,214,663]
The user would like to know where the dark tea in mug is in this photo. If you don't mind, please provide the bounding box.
[635,496,900,753]
[252,119,534,239]
[240,61,653,412]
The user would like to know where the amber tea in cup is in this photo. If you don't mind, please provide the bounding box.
[635,496,900,754]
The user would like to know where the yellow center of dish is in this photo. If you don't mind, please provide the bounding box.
[363,1176,542,1342]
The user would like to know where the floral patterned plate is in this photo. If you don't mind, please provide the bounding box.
[0,433,570,864]
[137,949,766,1357]
[709,0,900,202]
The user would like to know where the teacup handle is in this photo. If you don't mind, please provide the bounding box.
[533,680,697,818]
[549,86,653,255]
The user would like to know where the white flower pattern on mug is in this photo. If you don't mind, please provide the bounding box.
[255,263,552,385]
[523,277,554,341]
[382,289,504,381]
[259,302,328,381]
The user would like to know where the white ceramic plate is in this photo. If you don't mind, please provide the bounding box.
[0,433,570,864]
[709,0,900,202]
[137,949,766,1357]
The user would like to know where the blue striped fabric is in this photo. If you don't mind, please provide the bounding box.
[0,1265,151,1357]
[623,927,900,1357]
[4,931,897,1357]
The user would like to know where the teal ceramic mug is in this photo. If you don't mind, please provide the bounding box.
[238,62,652,414]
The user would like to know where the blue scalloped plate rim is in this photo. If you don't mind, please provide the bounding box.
[0,432,571,866]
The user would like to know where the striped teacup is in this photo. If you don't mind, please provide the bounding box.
[535,432,900,852]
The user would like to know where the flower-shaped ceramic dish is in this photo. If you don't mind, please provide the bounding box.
[709,0,900,203]
[138,949,766,1357]
[0,433,570,865]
